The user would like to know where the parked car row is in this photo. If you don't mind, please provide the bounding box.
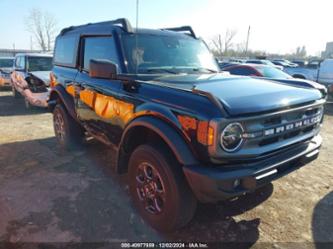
[218,58,333,97]
[1,18,329,231]
[271,59,298,68]
[245,59,284,70]
[221,64,327,96]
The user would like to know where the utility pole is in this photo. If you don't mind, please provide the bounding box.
[136,0,139,30]
[135,0,139,74]
[30,36,33,50]
[245,25,251,56]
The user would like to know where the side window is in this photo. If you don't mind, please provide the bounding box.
[19,56,25,69]
[15,56,25,70]
[15,57,21,68]
[54,36,77,66]
[83,36,119,71]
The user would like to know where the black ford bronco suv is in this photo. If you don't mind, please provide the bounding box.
[49,18,325,231]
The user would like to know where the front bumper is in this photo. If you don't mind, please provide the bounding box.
[183,135,322,203]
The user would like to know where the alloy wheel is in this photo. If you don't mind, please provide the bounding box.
[135,162,166,215]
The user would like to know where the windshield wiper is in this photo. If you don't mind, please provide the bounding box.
[192,67,218,73]
[140,68,179,74]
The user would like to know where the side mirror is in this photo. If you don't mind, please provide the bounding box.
[89,59,118,79]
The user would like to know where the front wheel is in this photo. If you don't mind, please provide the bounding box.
[53,104,84,150]
[128,144,197,231]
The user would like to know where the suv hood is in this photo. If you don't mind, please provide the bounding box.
[263,77,327,97]
[152,74,323,116]
[29,71,51,86]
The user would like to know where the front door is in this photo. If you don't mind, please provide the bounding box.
[74,35,125,146]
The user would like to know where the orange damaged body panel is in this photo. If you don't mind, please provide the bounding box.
[66,85,76,98]
[73,87,135,124]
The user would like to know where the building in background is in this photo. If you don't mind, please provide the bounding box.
[322,42,333,58]
[0,49,43,57]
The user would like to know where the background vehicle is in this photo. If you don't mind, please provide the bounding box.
[245,59,283,70]
[0,57,14,87]
[272,59,297,68]
[49,18,325,231]
[222,64,327,96]
[218,61,240,69]
[284,59,333,96]
[292,60,307,67]
[11,53,53,108]
[271,60,290,68]
[317,59,333,95]
[272,59,298,67]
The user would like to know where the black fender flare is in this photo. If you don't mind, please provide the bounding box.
[117,116,198,171]
[48,85,77,120]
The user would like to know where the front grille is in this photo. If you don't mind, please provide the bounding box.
[242,103,323,151]
[210,100,324,161]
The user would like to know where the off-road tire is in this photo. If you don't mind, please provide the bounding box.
[53,104,84,150]
[128,144,197,231]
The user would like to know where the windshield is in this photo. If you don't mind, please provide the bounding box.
[255,66,291,79]
[27,57,53,71]
[0,58,14,68]
[122,34,219,74]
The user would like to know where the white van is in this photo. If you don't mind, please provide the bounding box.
[285,59,333,95]
[318,59,333,84]
[318,59,333,96]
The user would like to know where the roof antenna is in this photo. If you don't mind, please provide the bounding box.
[135,0,139,74]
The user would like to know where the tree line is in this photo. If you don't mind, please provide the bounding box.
[25,9,317,61]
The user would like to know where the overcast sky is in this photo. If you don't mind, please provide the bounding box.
[0,0,332,56]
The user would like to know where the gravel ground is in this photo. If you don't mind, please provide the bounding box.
[0,90,332,248]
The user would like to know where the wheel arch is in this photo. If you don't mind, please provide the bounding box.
[116,116,198,174]
[48,85,77,120]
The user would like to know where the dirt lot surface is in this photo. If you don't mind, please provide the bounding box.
[0,90,332,248]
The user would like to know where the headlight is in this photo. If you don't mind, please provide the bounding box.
[220,122,244,152]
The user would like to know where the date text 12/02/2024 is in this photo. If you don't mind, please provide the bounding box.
[120,242,209,248]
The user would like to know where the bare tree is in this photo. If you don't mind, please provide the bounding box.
[211,34,224,58]
[223,29,237,54]
[26,9,57,51]
[235,42,246,55]
[210,29,237,58]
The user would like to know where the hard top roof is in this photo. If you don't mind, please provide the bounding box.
[15,53,53,58]
[58,18,197,39]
